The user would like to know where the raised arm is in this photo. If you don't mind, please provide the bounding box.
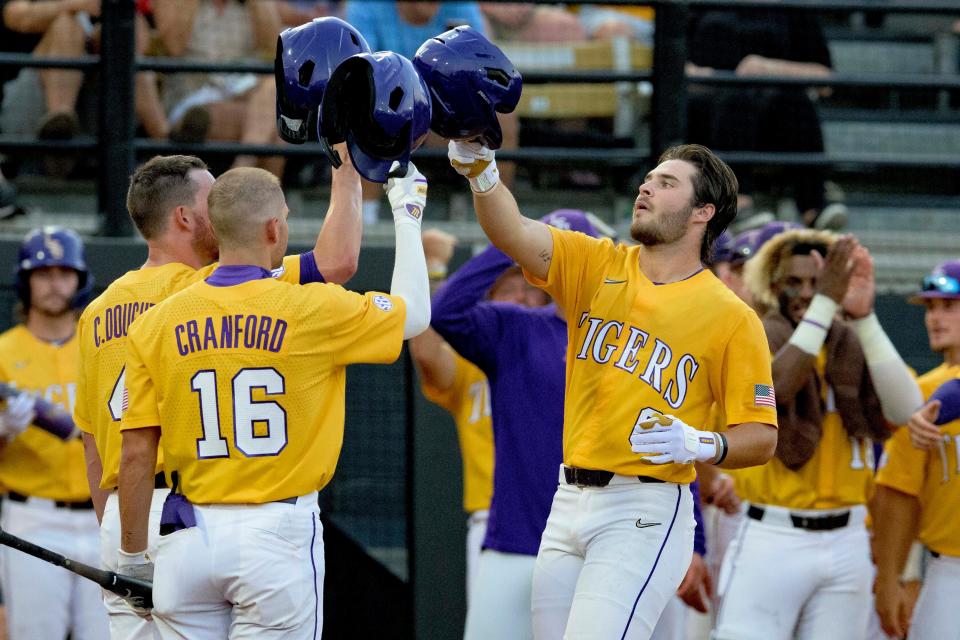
[312,143,362,284]
[841,246,923,426]
[448,141,553,280]
[771,236,857,402]
[385,163,430,339]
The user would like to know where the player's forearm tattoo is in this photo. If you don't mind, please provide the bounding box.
[539,250,552,264]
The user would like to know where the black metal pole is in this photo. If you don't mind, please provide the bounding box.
[651,2,690,159]
[98,0,135,237]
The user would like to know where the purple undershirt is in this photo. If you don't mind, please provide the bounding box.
[205,252,325,287]
[432,245,566,556]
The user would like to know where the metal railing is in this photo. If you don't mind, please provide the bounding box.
[0,0,958,235]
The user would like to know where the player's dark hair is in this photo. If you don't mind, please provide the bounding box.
[657,144,738,263]
[127,155,209,240]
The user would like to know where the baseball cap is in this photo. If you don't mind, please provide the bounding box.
[541,209,600,238]
[729,222,803,267]
[909,260,960,303]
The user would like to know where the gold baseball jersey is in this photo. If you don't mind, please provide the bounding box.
[74,256,305,491]
[421,346,493,513]
[736,349,877,509]
[876,362,960,557]
[120,275,406,504]
[0,326,88,501]
[524,227,777,483]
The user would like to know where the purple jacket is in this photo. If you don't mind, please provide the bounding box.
[432,246,566,556]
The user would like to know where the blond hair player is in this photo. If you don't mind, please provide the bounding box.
[117,164,429,638]
[713,229,922,640]
[75,151,362,639]
[448,140,778,639]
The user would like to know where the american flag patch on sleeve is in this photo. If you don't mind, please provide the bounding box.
[754,384,776,408]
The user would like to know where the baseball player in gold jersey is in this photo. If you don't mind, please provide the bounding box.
[410,229,549,607]
[117,164,430,638]
[75,152,362,639]
[448,141,778,639]
[0,226,108,639]
[711,229,922,640]
[874,260,960,640]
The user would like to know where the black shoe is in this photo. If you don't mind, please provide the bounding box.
[170,105,211,144]
[36,111,81,178]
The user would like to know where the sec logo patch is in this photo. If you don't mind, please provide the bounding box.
[373,295,393,311]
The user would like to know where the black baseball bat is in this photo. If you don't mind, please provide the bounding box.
[0,527,153,608]
[0,382,76,440]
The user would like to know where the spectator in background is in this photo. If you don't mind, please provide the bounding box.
[0,0,168,176]
[151,0,286,177]
[685,8,847,230]
[346,0,518,223]
[577,3,654,44]
[480,3,586,42]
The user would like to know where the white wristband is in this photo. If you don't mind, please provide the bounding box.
[468,160,500,194]
[787,294,838,355]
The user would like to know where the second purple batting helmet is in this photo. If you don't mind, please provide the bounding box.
[413,25,522,149]
[321,51,432,183]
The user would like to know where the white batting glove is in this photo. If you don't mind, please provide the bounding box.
[448,140,499,193]
[0,392,36,438]
[629,411,720,465]
[385,161,427,228]
[117,549,154,614]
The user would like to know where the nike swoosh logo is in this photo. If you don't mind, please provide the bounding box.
[635,519,661,529]
[603,278,627,285]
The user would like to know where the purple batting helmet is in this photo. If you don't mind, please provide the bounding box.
[540,209,602,238]
[321,51,432,183]
[413,25,522,149]
[16,226,92,308]
[909,260,960,304]
[274,17,370,149]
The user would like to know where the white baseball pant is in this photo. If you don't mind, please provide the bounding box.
[650,596,688,640]
[465,509,488,605]
[464,549,536,640]
[100,488,169,640]
[712,503,872,640]
[0,496,109,640]
[151,493,323,640]
[532,468,695,640]
[909,552,960,640]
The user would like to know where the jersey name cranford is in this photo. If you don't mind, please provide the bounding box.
[575,312,699,410]
[174,314,288,356]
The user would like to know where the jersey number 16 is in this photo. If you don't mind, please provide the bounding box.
[193,368,288,459]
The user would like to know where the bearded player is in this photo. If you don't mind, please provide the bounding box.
[448,140,778,639]
[0,226,108,640]
[76,149,361,638]
[117,164,429,638]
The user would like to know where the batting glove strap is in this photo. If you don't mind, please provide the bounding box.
[448,140,499,194]
[629,414,719,465]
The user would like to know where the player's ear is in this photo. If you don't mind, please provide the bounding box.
[172,205,191,232]
[693,203,715,224]
[265,217,281,245]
